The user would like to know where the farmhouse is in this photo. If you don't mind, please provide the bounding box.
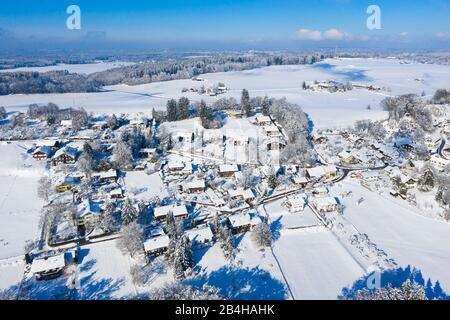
[30,253,66,280]
[228,188,255,202]
[430,155,449,170]
[77,200,103,226]
[219,164,239,177]
[185,179,206,193]
[36,140,60,152]
[263,125,281,137]
[144,235,170,256]
[292,175,309,187]
[227,212,263,234]
[338,150,358,165]
[153,204,188,221]
[110,188,124,199]
[33,146,53,160]
[52,147,80,165]
[253,115,272,127]
[93,169,118,183]
[285,196,306,213]
[139,148,157,159]
[185,224,214,248]
[312,196,338,213]
[167,161,185,174]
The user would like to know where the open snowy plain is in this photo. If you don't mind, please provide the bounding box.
[1,58,449,128]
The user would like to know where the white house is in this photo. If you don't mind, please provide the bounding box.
[312,196,338,213]
[285,196,306,213]
[153,204,188,221]
[430,155,449,170]
[227,212,263,234]
[144,235,170,256]
[228,188,255,202]
[185,224,214,248]
[31,253,66,280]
[186,179,206,193]
[219,164,239,177]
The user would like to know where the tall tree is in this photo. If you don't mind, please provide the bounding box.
[241,89,251,117]
[178,97,190,120]
[122,198,138,225]
[261,96,270,116]
[166,99,178,122]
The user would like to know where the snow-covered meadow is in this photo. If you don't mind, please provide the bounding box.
[1,58,449,128]
[0,141,45,260]
[0,61,135,75]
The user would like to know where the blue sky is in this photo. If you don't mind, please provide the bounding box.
[0,0,449,49]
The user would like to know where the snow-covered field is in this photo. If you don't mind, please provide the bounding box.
[0,61,135,75]
[123,171,169,202]
[0,141,45,260]
[273,228,365,300]
[1,58,449,127]
[334,181,450,294]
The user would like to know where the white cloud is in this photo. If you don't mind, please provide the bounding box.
[399,32,409,37]
[295,28,352,41]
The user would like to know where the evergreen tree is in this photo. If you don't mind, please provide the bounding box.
[122,198,138,225]
[261,96,270,116]
[166,211,177,237]
[251,222,272,247]
[180,235,193,271]
[199,100,212,128]
[166,99,178,122]
[241,89,251,117]
[418,169,434,192]
[178,97,190,120]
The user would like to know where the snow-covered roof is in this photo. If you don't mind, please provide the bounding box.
[154,204,188,218]
[144,235,170,253]
[312,196,338,207]
[338,150,353,160]
[228,212,262,228]
[206,189,226,206]
[307,166,326,178]
[53,146,79,159]
[185,224,214,244]
[30,254,66,274]
[168,161,185,170]
[33,146,52,156]
[36,140,59,148]
[292,175,309,184]
[60,120,72,127]
[98,169,117,180]
[286,196,306,207]
[254,115,272,123]
[187,179,206,190]
[77,200,102,218]
[219,164,239,173]
[228,188,255,200]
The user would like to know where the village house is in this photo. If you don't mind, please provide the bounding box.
[33,146,53,160]
[30,253,66,280]
[205,189,226,207]
[311,196,338,213]
[76,200,103,226]
[36,139,61,152]
[110,187,124,199]
[228,188,255,203]
[153,204,188,221]
[167,161,185,174]
[338,150,358,165]
[219,164,239,177]
[292,175,309,188]
[227,212,263,234]
[93,169,118,183]
[430,155,449,171]
[143,234,170,257]
[263,125,281,137]
[138,148,157,159]
[52,146,80,165]
[185,179,206,193]
[285,196,306,213]
[253,115,273,127]
[313,187,329,197]
[185,224,214,248]
[312,133,327,144]
[60,120,73,130]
